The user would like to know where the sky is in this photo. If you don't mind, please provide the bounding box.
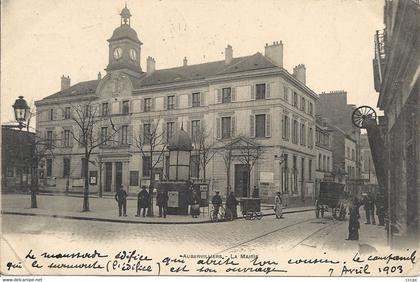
[1,0,384,125]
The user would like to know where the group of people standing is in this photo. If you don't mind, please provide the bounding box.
[114,185,169,218]
[347,191,386,241]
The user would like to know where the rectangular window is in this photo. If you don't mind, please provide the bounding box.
[64,130,70,147]
[323,155,326,171]
[121,125,128,144]
[166,122,174,141]
[190,155,200,179]
[301,158,305,181]
[143,123,151,143]
[64,107,71,119]
[309,102,313,116]
[301,97,306,112]
[292,120,298,144]
[129,171,139,186]
[221,116,231,139]
[102,103,109,116]
[282,115,289,140]
[283,154,288,192]
[101,127,108,145]
[50,109,54,120]
[167,96,175,110]
[256,83,266,100]
[309,127,313,148]
[144,98,151,112]
[255,114,266,138]
[222,88,232,103]
[351,149,355,161]
[192,92,200,107]
[81,158,87,178]
[283,86,289,102]
[122,100,129,114]
[142,156,151,177]
[347,147,350,158]
[63,158,71,177]
[165,156,170,180]
[309,159,312,180]
[191,120,201,142]
[293,92,298,108]
[47,131,53,147]
[327,157,330,171]
[293,156,297,193]
[300,123,306,146]
[318,154,322,170]
[46,159,52,177]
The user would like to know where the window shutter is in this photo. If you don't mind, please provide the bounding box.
[175,95,179,109]
[188,94,192,107]
[250,115,255,138]
[69,130,73,147]
[163,96,167,110]
[231,87,236,102]
[216,89,221,103]
[54,109,59,120]
[152,98,156,111]
[186,120,191,135]
[139,99,143,112]
[266,114,272,137]
[60,130,64,147]
[201,119,206,133]
[231,116,236,137]
[266,83,271,98]
[200,92,204,106]
[281,115,285,139]
[216,117,221,139]
[62,108,65,120]
[251,85,255,100]
[119,101,123,114]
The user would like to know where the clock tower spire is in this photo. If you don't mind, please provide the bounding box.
[106,5,142,76]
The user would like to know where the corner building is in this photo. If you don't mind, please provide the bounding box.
[35,7,318,204]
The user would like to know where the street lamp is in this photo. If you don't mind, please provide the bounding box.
[12,96,30,130]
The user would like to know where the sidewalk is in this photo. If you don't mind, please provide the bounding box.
[1,193,313,224]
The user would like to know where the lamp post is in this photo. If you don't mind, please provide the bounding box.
[8,96,37,207]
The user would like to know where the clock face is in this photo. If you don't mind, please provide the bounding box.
[129,49,137,61]
[113,47,122,59]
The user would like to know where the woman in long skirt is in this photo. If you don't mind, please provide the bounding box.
[347,198,361,240]
[274,192,283,219]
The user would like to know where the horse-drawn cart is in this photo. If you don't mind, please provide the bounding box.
[315,182,346,220]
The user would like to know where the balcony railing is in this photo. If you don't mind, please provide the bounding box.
[373,29,387,92]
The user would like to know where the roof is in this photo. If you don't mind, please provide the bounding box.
[167,126,193,151]
[140,52,277,87]
[41,80,100,101]
[108,24,141,44]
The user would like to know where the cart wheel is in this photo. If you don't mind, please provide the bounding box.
[315,208,320,218]
[210,210,217,222]
[256,212,263,220]
[321,208,324,218]
[352,106,377,128]
[245,211,252,220]
[225,209,233,221]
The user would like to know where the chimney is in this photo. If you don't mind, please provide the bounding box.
[97,72,102,80]
[225,45,233,64]
[293,64,306,84]
[183,56,188,66]
[264,41,283,67]
[146,56,156,75]
[61,75,71,91]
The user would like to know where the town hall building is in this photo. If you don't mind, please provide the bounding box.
[35,6,319,204]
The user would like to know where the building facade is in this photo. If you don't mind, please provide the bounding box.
[372,0,419,247]
[314,115,333,196]
[34,6,318,204]
[360,133,378,186]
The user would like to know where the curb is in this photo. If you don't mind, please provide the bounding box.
[1,208,315,225]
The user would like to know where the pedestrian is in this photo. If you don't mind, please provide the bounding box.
[274,192,283,219]
[252,186,259,198]
[136,185,149,217]
[115,186,128,217]
[363,193,374,224]
[156,190,168,218]
[226,191,239,219]
[211,191,223,219]
[347,197,361,240]
[376,191,386,226]
[190,189,201,218]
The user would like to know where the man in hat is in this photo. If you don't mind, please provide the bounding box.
[115,185,128,217]
[136,186,149,217]
[156,190,169,218]
[211,191,223,219]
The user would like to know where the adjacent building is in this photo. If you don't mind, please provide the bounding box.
[34,6,319,204]
[372,0,419,247]
[360,133,378,187]
[314,115,333,196]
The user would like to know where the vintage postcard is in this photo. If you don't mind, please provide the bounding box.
[1,0,419,279]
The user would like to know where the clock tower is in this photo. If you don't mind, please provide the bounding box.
[106,4,142,76]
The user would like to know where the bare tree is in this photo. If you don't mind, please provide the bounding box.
[217,139,236,194]
[67,100,119,212]
[133,115,167,216]
[234,136,263,197]
[192,123,216,181]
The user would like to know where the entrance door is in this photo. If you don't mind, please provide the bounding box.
[115,162,123,190]
[235,164,249,197]
[105,162,112,192]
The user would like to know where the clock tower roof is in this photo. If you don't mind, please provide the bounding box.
[108,4,141,44]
